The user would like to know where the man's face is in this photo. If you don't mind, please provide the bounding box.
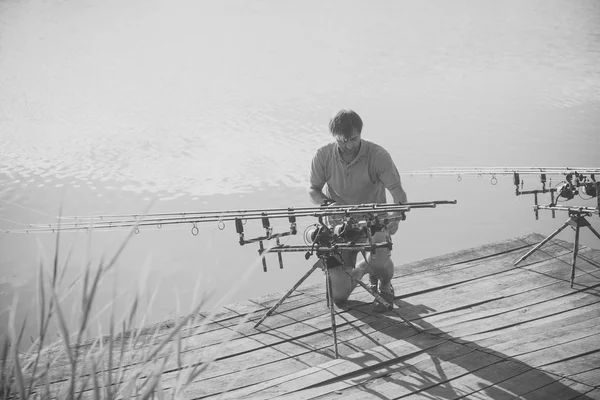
[334,129,361,158]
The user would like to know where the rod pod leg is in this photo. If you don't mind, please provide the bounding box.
[342,268,421,333]
[568,214,595,287]
[325,267,339,358]
[514,219,571,266]
[571,223,581,288]
[254,262,320,329]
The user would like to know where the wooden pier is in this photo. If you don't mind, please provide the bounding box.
[32,233,600,399]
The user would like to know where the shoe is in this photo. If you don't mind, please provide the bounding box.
[368,274,379,294]
[373,285,395,313]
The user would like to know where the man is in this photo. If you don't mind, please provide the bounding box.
[308,109,407,312]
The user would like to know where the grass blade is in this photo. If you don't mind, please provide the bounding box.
[8,295,27,400]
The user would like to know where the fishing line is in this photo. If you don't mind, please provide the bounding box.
[0,217,33,226]
[0,197,58,219]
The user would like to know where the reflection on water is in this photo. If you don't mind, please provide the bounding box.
[1,0,599,196]
[1,0,600,347]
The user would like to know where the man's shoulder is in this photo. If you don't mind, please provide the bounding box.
[314,141,336,157]
[317,141,336,150]
[363,140,390,157]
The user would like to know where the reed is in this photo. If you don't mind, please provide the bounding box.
[0,218,244,399]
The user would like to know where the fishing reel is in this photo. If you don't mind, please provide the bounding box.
[553,173,598,201]
[304,217,366,246]
[555,181,576,201]
[332,219,363,242]
[513,171,599,219]
[305,224,335,247]
[577,174,598,198]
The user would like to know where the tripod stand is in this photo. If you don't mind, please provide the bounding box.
[253,249,421,359]
[514,208,600,287]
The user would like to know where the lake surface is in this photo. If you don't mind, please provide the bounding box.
[1,0,599,344]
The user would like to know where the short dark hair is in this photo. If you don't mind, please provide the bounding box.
[329,109,363,138]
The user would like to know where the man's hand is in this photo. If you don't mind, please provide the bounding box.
[385,211,403,235]
[386,220,399,235]
[323,202,343,226]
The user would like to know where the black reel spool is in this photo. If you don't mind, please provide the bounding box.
[583,182,598,198]
[332,219,363,242]
[581,174,598,198]
[310,225,335,247]
[556,181,576,200]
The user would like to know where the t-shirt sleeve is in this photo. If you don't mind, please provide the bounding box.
[375,149,402,191]
[309,149,326,190]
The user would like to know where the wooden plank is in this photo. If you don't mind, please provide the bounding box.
[105,308,402,398]
[310,296,600,398]
[156,312,386,393]
[422,247,600,330]
[302,342,478,400]
[444,293,600,341]
[519,375,596,400]
[460,368,568,399]
[371,358,530,400]
[569,369,600,388]
[396,241,575,296]
[313,348,505,400]
[574,387,600,400]
[45,296,418,397]
[186,336,443,395]
[306,346,479,400]
[221,338,471,400]
[397,233,545,275]
[542,349,600,380]
[515,334,600,369]
[467,314,600,356]
[517,248,600,285]
[37,288,317,375]
[40,293,330,385]
[44,311,369,397]
[403,252,589,330]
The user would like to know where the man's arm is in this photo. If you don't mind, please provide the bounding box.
[386,183,407,235]
[389,185,407,205]
[308,186,332,205]
[308,148,333,206]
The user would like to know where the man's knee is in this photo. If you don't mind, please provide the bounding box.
[328,266,355,304]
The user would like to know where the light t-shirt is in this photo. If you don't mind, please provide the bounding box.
[309,139,402,205]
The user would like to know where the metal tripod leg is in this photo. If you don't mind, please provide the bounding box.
[570,223,580,288]
[515,213,600,288]
[325,267,339,358]
[587,222,600,242]
[343,268,421,333]
[254,261,321,328]
[569,215,600,288]
[514,219,571,266]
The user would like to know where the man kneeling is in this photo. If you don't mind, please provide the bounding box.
[307,109,407,312]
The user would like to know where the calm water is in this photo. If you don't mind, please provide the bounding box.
[1,0,599,344]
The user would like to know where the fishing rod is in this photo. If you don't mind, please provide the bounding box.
[402,166,600,220]
[17,201,455,233]
[7,200,458,269]
[404,167,600,176]
[55,201,445,221]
